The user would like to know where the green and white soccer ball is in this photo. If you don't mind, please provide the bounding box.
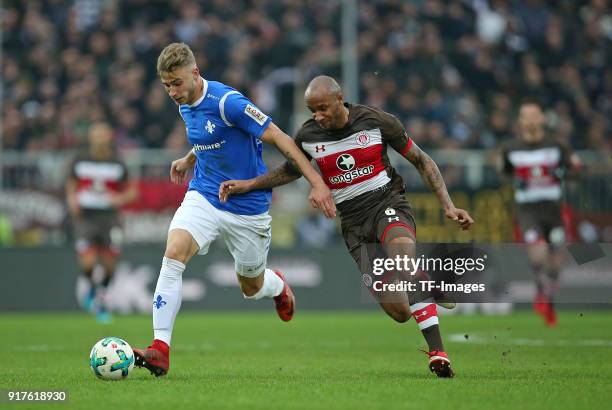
[89,337,135,380]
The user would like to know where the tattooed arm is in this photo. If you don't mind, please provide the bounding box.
[403,141,474,230]
[260,123,322,186]
[403,142,453,209]
[220,160,302,195]
[219,122,336,218]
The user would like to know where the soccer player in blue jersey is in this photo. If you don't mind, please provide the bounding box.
[133,43,336,376]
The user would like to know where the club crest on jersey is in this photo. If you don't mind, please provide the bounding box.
[355,132,370,146]
[244,104,268,126]
[336,154,356,171]
[205,120,215,134]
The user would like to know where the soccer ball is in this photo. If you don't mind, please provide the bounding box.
[89,337,135,380]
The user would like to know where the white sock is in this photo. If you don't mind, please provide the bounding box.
[243,268,284,300]
[153,257,185,346]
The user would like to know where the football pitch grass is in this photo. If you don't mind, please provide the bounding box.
[1,311,611,410]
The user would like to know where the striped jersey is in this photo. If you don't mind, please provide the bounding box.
[69,152,128,211]
[295,103,412,215]
[501,137,573,203]
[179,79,272,215]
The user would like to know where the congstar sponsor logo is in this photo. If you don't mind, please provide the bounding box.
[328,165,375,184]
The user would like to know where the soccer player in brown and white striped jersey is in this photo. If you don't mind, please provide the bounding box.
[219,76,474,378]
[501,99,581,326]
[65,121,138,322]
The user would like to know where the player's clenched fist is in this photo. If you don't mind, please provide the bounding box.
[444,206,474,231]
[170,154,195,185]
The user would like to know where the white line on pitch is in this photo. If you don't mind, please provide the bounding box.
[448,333,612,346]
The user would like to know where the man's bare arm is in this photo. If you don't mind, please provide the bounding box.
[65,177,80,216]
[110,178,139,207]
[252,161,302,190]
[402,142,474,230]
[403,143,454,210]
[259,123,324,189]
[218,162,301,203]
[220,122,336,218]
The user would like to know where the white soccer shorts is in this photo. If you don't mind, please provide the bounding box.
[168,190,271,277]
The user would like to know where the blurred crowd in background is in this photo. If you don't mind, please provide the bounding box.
[2,0,611,154]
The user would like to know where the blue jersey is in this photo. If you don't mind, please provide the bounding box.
[179,79,272,215]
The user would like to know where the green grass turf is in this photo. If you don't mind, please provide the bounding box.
[1,311,611,410]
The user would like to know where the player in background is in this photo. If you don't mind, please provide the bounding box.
[133,43,336,377]
[66,121,138,323]
[220,76,474,378]
[501,99,581,326]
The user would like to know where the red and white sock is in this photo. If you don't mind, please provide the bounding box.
[410,298,439,330]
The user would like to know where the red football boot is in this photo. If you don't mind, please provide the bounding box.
[427,350,454,378]
[533,291,548,317]
[133,339,170,377]
[544,301,558,327]
[272,270,295,322]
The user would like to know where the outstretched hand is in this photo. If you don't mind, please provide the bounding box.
[219,179,336,218]
[444,206,474,230]
[218,180,254,203]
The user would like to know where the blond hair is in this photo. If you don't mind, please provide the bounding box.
[157,43,196,75]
